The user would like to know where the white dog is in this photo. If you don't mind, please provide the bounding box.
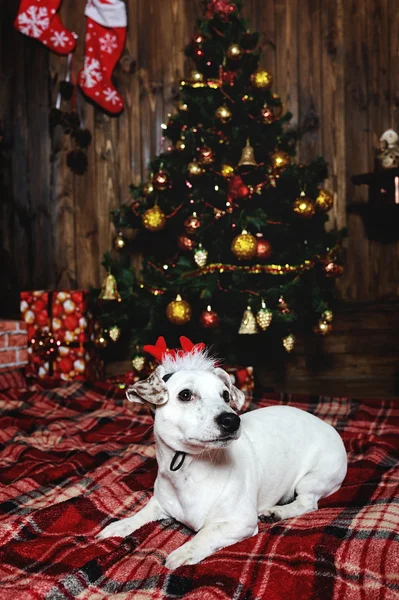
[98,347,347,570]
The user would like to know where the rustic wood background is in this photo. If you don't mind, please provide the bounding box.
[1,0,398,300]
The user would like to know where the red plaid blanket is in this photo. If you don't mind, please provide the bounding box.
[0,375,398,599]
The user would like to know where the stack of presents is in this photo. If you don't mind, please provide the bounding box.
[0,290,254,404]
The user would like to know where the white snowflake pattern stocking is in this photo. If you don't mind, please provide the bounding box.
[14,0,77,55]
[78,1,126,114]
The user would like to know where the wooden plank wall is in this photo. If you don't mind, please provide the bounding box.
[1,0,399,306]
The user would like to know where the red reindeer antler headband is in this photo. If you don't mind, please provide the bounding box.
[143,336,205,363]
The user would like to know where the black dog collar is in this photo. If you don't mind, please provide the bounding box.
[170,451,186,472]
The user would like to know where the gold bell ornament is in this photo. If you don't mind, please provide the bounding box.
[194,244,208,268]
[109,325,121,342]
[166,294,192,325]
[142,205,166,232]
[256,300,273,331]
[239,306,258,335]
[315,189,334,212]
[99,273,121,302]
[238,138,257,167]
[282,333,295,352]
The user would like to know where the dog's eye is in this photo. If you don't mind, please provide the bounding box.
[223,390,230,403]
[178,389,192,402]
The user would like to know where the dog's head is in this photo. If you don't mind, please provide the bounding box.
[126,362,245,453]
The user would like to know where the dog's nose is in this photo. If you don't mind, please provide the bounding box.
[215,412,241,434]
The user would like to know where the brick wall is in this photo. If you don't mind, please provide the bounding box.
[0,321,28,371]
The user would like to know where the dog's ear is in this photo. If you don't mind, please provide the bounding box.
[126,365,169,406]
[214,367,245,411]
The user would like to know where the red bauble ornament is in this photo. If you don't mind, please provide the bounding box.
[178,235,196,252]
[324,262,344,278]
[256,239,272,260]
[152,170,169,191]
[184,212,201,234]
[200,306,220,329]
[227,175,249,201]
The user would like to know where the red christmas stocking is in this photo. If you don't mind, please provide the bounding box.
[78,0,127,114]
[14,0,77,55]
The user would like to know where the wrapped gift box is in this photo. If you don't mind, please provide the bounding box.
[0,320,28,371]
[20,290,103,382]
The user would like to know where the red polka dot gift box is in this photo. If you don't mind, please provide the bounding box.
[20,290,103,382]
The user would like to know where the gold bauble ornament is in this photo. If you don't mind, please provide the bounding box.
[166,294,192,325]
[190,70,204,83]
[238,138,257,167]
[293,192,316,218]
[271,150,291,171]
[94,330,108,349]
[142,205,166,232]
[152,170,169,191]
[256,301,273,331]
[231,230,257,261]
[315,189,334,212]
[226,43,242,60]
[282,334,295,352]
[251,69,273,89]
[215,105,232,124]
[109,325,121,342]
[187,160,204,177]
[113,232,126,250]
[322,309,334,323]
[142,181,154,197]
[220,163,235,178]
[184,212,201,234]
[239,306,258,335]
[199,146,215,165]
[132,354,146,372]
[99,273,121,302]
[314,320,332,336]
[194,243,208,268]
[177,100,188,112]
[175,138,186,151]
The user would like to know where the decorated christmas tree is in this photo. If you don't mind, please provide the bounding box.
[95,0,344,367]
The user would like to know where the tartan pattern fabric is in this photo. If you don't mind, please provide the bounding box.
[0,378,398,600]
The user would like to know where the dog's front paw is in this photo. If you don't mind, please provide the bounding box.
[165,544,204,570]
[97,520,131,540]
